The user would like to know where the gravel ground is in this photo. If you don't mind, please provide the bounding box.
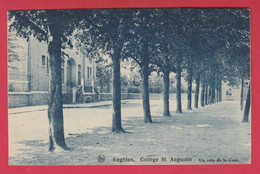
[8,100,251,165]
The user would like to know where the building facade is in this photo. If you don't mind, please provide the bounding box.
[222,80,250,101]
[8,35,97,108]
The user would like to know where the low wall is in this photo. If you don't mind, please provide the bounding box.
[125,93,189,100]
[8,92,31,108]
[8,91,48,108]
[9,92,196,108]
[31,91,48,105]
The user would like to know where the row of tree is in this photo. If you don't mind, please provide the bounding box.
[8,8,250,152]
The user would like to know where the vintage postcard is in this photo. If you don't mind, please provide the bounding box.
[7,8,251,166]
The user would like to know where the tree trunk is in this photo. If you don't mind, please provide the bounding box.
[212,82,216,104]
[205,84,208,106]
[141,65,152,123]
[176,61,182,113]
[216,85,219,103]
[240,78,244,111]
[111,48,125,132]
[163,71,170,116]
[210,81,215,104]
[187,67,193,110]
[200,82,205,107]
[47,11,69,152]
[215,74,219,103]
[219,80,222,102]
[208,86,213,105]
[208,86,212,105]
[213,87,216,103]
[194,74,200,109]
[242,84,250,122]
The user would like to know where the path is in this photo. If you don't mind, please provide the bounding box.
[8,100,251,165]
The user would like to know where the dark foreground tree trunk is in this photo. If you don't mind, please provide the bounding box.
[176,62,182,113]
[194,74,200,109]
[240,78,244,111]
[47,11,68,151]
[187,67,193,110]
[242,84,251,122]
[111,50,125,132]
[163,71,170,116]
[141,65,152,123]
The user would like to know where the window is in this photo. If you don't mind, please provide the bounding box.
[87,67,90,79]
[78,64,81,85]
[42,55,46,66]
[61,60,64,84]
[90,67,92,75]
[46,57,49,73]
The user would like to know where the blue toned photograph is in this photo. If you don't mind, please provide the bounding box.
[8,8,250,165]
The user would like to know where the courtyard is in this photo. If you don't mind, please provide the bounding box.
[8,99,251,165]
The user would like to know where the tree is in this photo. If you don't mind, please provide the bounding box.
[148,72,164,93]
[206,9,250,110]
[122,60,142,93]
[226,44,250,110]
[8,31,22,69]
[76,9,135,131]
[96,58,112,93]
[150,28,178,116]
[9,10,80,151]
[242,83,250,122]
[122,9,162,123]
[151,9,191,114]
[189,30,210,109]
[183,8,250,110]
